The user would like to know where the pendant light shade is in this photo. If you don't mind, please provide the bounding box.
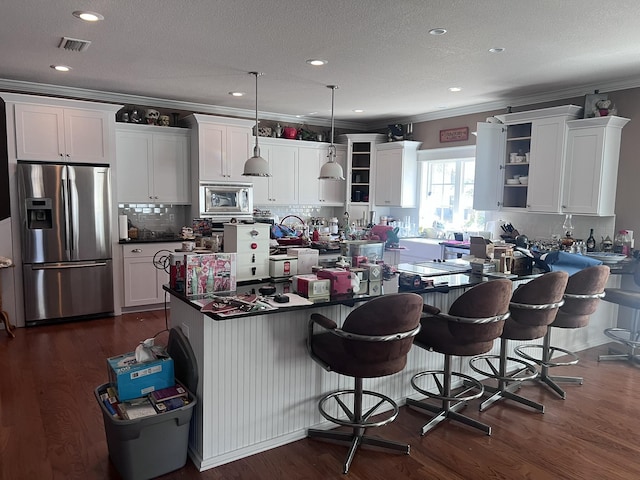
[319,85,345,180]
[243,72,271,177]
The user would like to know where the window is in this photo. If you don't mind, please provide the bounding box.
[417,147,484,235]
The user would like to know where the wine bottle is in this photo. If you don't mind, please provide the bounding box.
[586,228,596,252]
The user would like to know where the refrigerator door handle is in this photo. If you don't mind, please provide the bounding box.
[61,176,72,253]
[32,261,109,270]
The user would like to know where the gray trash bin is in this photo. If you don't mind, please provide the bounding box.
[96,327,198,480]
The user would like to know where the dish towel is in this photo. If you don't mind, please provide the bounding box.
[539,251,603,276]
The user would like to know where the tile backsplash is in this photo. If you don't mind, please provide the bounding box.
[118,204,189,233]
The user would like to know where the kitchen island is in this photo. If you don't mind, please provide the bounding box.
[164,270,620,472]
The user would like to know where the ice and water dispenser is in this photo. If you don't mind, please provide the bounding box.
[25,198,53,229]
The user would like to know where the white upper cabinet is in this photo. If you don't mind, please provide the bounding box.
[474,105,582,212]
[298,144,346,205]
[473,122,506,211]
[252,139,298,205]
[14,104,112,164]
[561,116,629,216]
[184,114,254,183]
[116,124,190,204]
[374,141,421,207]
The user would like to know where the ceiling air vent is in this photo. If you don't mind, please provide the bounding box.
[58,36,92,52]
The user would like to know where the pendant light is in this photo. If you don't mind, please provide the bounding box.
[319,85,345,180]
[243,71,271,177]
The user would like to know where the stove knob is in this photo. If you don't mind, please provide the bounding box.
[251,242,258,249]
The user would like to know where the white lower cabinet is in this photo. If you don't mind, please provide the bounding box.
[122,243,174,308]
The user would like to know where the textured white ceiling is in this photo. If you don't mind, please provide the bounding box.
[2,0,640,127]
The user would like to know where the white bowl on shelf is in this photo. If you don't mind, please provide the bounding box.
[506,178,519,185]
[519,176,529,185]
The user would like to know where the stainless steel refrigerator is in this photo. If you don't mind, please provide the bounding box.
[17,162,114,325]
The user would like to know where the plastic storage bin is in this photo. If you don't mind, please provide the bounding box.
[96,327,199,480]
[95,384,196,480]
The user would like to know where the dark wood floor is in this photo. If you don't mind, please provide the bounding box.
[1,310,639,480]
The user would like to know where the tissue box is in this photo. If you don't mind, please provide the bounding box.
[107,353,174,401]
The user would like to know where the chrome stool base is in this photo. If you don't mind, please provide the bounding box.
[598,327,640,365]
[469,349,542,413]
[515,341,581,399]
[308,378,408,474]
[408,355,490,436]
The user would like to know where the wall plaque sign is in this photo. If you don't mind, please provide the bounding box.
[439,127,469,143]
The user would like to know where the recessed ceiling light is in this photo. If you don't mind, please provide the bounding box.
[489,47,506,53]
[306,59,328,66]
[429,28,447,36]
[72,10,104,22]
[448,87,462,92]
[353,109,364,113]
[308,112,318,115]
[51,65,72,72]
[229,91,245,97]
[295,115,304,118]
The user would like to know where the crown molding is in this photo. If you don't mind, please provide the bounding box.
[370,78,640,129]
[3,76,639,133]
[0,78,368,131]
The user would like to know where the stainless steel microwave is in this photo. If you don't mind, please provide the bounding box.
[199,182,253,219]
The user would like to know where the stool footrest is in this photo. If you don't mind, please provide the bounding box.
[318,389,399,429]
[410,370,483,403]
[469,354,539,383]
[515,343,579,368]
[604,328,640,349]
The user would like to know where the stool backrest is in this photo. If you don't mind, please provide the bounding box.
[510,271,569,328]
[446,279,513,343]
[342,293,423,363]
[559,265,610,318]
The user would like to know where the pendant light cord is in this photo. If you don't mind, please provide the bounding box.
[251,72,263,156]
[328,85,338,160]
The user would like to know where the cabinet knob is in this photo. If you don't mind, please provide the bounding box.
[65,153,70,157]
[59,153,64,158]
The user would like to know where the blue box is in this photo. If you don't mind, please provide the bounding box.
[107,352,174,401]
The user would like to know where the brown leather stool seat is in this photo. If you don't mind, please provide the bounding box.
[598,260,640,364]
[406,279,512,436]
[470,271,569,413]
[516,265,609,398]
[307,293,423,474]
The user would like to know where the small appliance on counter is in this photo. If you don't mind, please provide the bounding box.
[224,223,270,282]
[269,255,298,280]
[291,275,331,302]
[316,268,356,298]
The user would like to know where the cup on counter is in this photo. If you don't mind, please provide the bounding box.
[182,241,195,252]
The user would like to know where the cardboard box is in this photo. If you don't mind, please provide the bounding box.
[107,353,175,401]
[287,248,319,274]
[470,236,494,260]
[171,253,236,295]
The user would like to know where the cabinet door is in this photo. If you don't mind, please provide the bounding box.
[64,109,110,163]
[123,255,168,307]
[226,126,252,181]
[374,148,397,205]
[297,146,321,204]
[562,126,605,215]
[254,144,297,205]
[14,104,65,160]
[473,122,506,211]
[152,133,190,203]
[116,130,153,202]
[199,123,226,181]
[525,118,565,213]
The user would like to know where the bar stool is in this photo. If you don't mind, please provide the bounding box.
[598,261,640,365]
[469,271,569,413]
[306,293,423,474]
[516,265,609,398]
[407,279,512,436]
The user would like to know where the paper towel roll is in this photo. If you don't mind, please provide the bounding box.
[118,215,129,240]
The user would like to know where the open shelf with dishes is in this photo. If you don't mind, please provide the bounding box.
[502,123,531,208]
[350,142,372,203]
